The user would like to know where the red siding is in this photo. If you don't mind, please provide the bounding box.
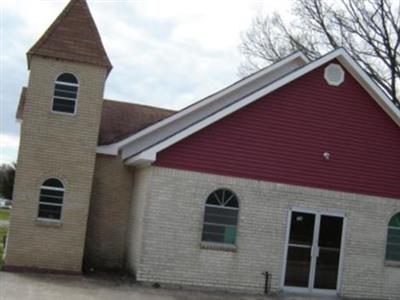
[155,60,400,199]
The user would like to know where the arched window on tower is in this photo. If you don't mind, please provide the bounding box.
[52,73,79,114]
[38,178,64,221]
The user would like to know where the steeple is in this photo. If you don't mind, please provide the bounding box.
[6,0,111,274]
[27,0,112,72]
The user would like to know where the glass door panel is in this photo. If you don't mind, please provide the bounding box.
[313,215,343,290]
[284,211,316,288]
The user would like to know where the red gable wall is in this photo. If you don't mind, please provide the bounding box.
[155,60,400,199]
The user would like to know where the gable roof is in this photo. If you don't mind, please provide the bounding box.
[15,92,174,144]
[27,0,112,72]
[97,51,309,155]
[99,100,175,145]
[116,48,400,166]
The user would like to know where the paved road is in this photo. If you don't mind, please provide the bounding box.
[0,272,334,300]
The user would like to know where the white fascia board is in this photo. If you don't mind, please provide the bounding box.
[335,51,400,125]
[97,143,119,155]
[296,52,310,64]
[124,48,400,163]
[125,151,156,166]
[98,52,309,154]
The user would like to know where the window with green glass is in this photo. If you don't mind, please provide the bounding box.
[386,212,400,261]
[201,189,239,245]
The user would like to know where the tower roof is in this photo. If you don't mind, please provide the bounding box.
[27,0,112,72]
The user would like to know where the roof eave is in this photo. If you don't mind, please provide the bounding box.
[26,52,113,74]
[121,48,400,165]
[97,51,310,154]
[335,50,400,126]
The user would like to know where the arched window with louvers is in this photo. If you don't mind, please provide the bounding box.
[386,212,400,262]
[201,189,239,245]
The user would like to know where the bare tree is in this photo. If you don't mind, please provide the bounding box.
[239,0,400,104]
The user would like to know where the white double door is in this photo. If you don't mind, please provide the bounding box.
[283,209,345,294]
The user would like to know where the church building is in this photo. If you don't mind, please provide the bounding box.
[4,0,400,298]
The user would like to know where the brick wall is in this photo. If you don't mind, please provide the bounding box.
[5,56,107,272]
[131,166,400,299]
[126,166,152,273]
[84,154,134,269]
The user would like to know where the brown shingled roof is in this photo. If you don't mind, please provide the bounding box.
[99,100,176,145]
[15,92,174,145]
[27,0,112,72]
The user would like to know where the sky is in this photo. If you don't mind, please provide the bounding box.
[0,0,292,165]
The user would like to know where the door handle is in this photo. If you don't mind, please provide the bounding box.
[312,246,320,258]
[315,246,320,258]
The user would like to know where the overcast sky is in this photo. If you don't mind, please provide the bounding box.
[0,0,292,164]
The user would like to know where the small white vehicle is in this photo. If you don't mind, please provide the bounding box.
[0,198,12,209]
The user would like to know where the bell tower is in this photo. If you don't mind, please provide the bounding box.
[5,0,112,273]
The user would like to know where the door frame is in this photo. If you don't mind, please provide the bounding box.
[280,207,347,296]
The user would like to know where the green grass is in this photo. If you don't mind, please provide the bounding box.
[0,226,7,269]
[0,209,10,269]
[0,208,10,221]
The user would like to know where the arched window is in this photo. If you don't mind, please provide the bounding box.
[201,189,239,245]
[52,73,79,114]
[38,178,64,220]
[386,212,400,262]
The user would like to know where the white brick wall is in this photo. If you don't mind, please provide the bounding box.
[129,166,400,299]
[126,166,152,273]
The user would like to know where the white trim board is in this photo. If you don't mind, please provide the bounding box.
[124,48,400,166]
[96,52,309,156]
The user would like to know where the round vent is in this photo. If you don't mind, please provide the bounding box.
[324,63,345,86]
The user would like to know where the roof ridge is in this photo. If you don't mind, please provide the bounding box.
[27,0,76,57]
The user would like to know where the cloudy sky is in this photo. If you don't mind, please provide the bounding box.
[0,0,292,164]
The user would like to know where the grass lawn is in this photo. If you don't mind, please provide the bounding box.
[0,226,8,269]
[0,208,10,269]
[0,208,11,221]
